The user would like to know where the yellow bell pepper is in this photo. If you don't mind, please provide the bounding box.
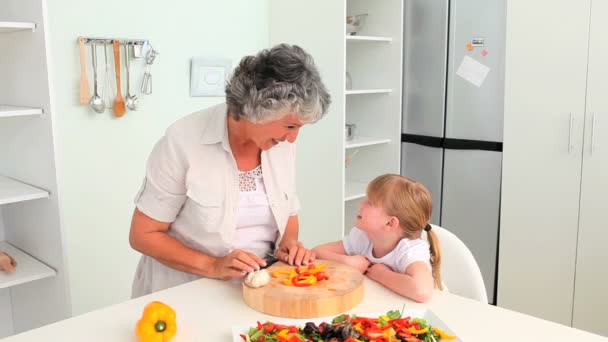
[433,327,457,340]
[383,327,396,339]
[276,329,291,339]
[136,301,177,342]
[407,326,429,335]
[305,264,326,274]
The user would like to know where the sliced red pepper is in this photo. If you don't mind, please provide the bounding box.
[314,271,329,281]
[240,333,247,341]
[404,337,421,342]
[263,322,276,333]
[292,276,313,287]
[364,326,385,339]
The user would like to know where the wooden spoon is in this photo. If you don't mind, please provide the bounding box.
[78,37,91,104]
[112,40,126,117]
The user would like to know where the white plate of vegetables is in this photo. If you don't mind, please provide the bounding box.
[232,308,461,342]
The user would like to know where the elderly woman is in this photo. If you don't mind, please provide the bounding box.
[129,44,331,297]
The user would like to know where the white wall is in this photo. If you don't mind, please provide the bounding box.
[270,0,345,246]
[46,0,270,315]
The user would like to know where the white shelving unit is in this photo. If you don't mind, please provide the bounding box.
[0,1,70,338]
[345,89,392,95]
[344,180,367,201]
[345,136,390,149]
[343,0,403,237]
[0,105,43,118]
[0,241,55,289]
[270,0,403,240]
[0,21,36,33]
[346,35,392,42]
[0,176,49,205]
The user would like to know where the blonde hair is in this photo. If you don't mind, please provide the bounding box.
[366,174,443,290]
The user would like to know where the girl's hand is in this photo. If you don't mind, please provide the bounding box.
[343,255,371,273]
[365,262,391,280]
[211,249,266,280]
[276,240,316,266]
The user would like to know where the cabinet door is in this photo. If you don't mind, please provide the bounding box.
[498,0,591,325]
[573,0,608,336]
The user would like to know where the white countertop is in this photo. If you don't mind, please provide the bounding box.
[3,278,606,341]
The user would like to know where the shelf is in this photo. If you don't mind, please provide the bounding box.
[345,180,368,202]
[0,241,55,289]
[346,136,391,149]
[0,176,49,205]
[0,105,43,118]
[345,89,392,95]
[0,21,36,33]
[346,35,392,42]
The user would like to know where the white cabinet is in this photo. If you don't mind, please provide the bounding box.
[572,0,608,336]
[270,0,402,243]
[499,0,608,335]
[0,0,70,338]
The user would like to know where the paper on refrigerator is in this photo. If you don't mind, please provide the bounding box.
[456,55,490,87]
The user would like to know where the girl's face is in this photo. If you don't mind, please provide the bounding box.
[247,113,304,150]
[356,198,391,234]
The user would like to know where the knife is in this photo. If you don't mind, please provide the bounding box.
[260,254,280,270]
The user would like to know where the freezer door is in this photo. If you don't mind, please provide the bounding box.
[445,0,506,141]
[441,149,502,303]
[402,0,449,136]
[401,142,443,225]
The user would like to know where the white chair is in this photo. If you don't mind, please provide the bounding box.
[429,224,488,303]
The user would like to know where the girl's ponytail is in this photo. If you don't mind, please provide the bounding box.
[426,226,443,290]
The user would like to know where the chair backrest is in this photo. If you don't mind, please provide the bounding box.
[429,224,488,303]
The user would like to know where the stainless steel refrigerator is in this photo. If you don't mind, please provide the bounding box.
[401,0,506,304]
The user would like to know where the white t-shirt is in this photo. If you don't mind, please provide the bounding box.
[343,227,431,274]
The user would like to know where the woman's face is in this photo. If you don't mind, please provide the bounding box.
[248,113,305,150]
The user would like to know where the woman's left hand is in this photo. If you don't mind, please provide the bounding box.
[276,240,316,266]
[365,262,390,281]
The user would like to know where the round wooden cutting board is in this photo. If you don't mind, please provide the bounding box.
[242,259,365,318]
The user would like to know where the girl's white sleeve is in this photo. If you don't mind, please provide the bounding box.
[395,239,432,274]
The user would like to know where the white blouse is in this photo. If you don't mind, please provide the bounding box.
[131,103,299,298]
[232,165,279,258]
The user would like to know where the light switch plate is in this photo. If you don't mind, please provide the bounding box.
[190,57,232,97]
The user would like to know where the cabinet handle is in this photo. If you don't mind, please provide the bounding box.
[569,113,574,154]
[591,113,596,156]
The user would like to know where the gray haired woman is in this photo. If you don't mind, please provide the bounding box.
[129,44,331,297]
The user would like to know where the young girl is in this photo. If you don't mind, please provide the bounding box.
[313,174,442,302]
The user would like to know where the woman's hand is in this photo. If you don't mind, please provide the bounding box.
[276,240,316,266]
[342,255,372,273]
[211,249,267,280]
[365,262,391,280]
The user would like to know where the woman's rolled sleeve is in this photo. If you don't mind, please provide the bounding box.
[134,134,187,223]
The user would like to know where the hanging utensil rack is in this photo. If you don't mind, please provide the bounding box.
[79,36,147,47]
[76,36,159,116]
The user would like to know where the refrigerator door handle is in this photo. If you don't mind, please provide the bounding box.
[568,113,575,154]
[591,113,596,156]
